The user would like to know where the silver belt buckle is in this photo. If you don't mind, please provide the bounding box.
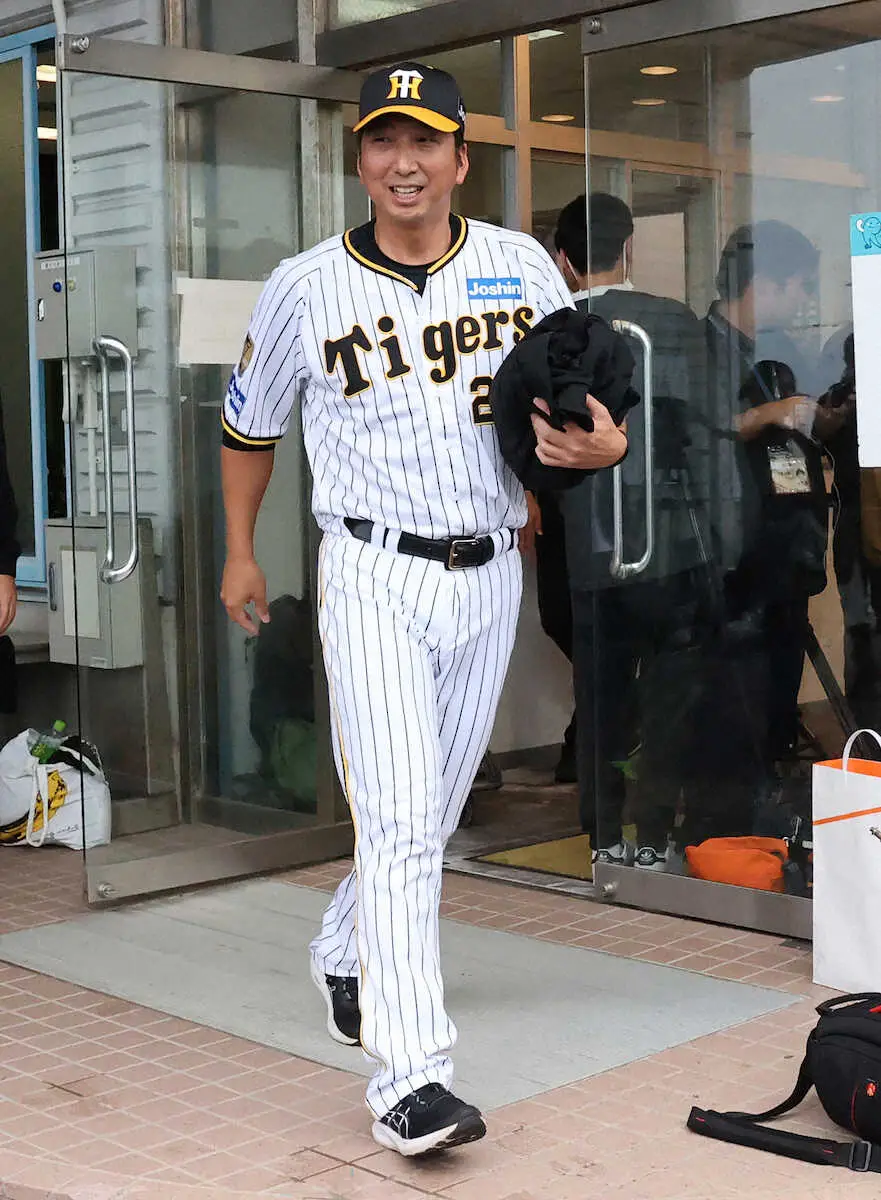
[447,537,483,570]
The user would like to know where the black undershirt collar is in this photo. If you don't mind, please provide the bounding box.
[344,213,467,295]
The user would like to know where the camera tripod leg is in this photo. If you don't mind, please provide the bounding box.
[801,621,858,740]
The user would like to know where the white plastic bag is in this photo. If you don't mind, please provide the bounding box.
[0,730,111,850]
[813,728,881,992]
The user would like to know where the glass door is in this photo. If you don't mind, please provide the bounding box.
[49,42,358,902]
[578,2,881,936]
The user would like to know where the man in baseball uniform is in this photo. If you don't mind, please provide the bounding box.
[220,62,627,1156]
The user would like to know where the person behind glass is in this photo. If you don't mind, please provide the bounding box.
[526,464,577,785]
[525,481,577,782]
[0,397,20,725]
[0,397,19,636]
[549,192,706,871]
[693,222,828,843]
[816,329,881,711]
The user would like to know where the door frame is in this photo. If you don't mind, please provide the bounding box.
[314,0,860,67]
[594,866,813,940]
[580,0,861,52]
[55,34,363,98]
[579,2,852,943]
[57,7,842,922]
[314,0,845,939]
[1,23,56,587]
[56,35,363,904]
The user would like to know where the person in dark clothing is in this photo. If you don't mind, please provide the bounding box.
[683,221,828,845]
[549,193,707,870]
[530,196,643,786]
[531,488,577,780]
[0,398,19,636]
[731,360,828,757]
[815,330,881,706]
[0,398,20,719]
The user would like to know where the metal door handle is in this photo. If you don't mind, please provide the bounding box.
[95,341,116,575]
[610,319,654,580]
[93,336,138,584]
[48,562,57,612]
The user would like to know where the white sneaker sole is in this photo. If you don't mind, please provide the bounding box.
[371,1112,486,1157]
[309,958,359,1046]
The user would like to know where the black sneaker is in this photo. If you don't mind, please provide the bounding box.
[592,840,635,868]
[634,845,671,872]
[372,1083,486,1157]
[309,958,360,1046]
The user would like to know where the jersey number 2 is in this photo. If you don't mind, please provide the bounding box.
[470,376,494,426]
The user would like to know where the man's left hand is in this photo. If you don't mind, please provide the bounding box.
[0,575,16,636]
[531,396,627,471]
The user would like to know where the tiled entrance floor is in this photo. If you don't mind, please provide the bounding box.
[0,846,85,936]
[0,852,871,1200]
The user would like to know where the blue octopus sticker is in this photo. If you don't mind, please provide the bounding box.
[852,213,881,255]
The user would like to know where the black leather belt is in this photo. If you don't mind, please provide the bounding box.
[344,519,499,569]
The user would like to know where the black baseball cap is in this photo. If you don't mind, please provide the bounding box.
[353,62,466,135]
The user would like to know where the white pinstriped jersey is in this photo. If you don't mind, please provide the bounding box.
[222,216,574,539]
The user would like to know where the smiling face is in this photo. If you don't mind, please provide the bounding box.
[357,115,469,232]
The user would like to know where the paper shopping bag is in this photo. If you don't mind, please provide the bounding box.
[813,728,881,992]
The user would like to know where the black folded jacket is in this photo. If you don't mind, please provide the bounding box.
[490,308,641,491]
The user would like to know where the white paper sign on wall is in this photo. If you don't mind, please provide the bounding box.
[850,213,881,467]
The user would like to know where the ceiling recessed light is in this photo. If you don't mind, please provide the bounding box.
[36,64,56,84]
[541,113,575,123]
[528,28,565,41]
[640,65,678,76]
[37,126,58,141]
[633,97,667,107]
[811,93,844,103]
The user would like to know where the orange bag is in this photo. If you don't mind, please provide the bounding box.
[685,836,788,892]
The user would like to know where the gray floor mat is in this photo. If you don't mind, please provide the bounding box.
[0,879,799,1110]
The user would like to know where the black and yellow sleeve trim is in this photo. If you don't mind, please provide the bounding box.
[221,412,280,451]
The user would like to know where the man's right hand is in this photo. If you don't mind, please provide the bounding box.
[220,556,270,635]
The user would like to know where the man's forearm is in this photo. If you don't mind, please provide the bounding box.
[221,446,275,559]
[737,401,780,441]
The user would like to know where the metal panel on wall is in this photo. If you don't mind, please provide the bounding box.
[0,0,163,43]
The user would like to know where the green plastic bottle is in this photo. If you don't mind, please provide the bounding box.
[29,719,67,764]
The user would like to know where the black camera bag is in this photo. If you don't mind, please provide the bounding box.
[688,993,881,1174]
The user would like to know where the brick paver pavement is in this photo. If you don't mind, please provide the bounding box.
[0,853,866,1199]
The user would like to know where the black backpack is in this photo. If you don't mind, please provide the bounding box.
[688,993,881,1174]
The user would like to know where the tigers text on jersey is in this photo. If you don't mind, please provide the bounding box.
[222,215,573,539]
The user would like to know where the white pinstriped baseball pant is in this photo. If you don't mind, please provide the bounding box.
[309,532,522,1117]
